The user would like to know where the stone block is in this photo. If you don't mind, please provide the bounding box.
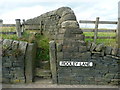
[57,52,63,60]
[56,43,63,52]
[59,29,66,34]
[64,33,76,39]
[61,21,79,29]
[49,41,57,83]
[83,77,95,84]
[3,61,12,67]
[103,56,114,63]
[79,46,87,52]
[117,48,120,57]
[75,34,85,40]
[64,28,83,34]
[18,41,28,54]
[81,52,91,60]
[74,76,83,82]
[110,79,120,85]
[63,52,72,59]
[105,46,112,55]
[25,43,36,83]
[3,39,13,48]
[12,40,19,50]
[114,74,120,79]
[56,34,64,40]
[90,42,96,51]
[12,61,24,67]
[2,77,10,83]
[35,68,51,77]
[92,51,102,57]
[63,45,78,52]
[58,78,71,84]
[70,80,80,84]
[95,43,104,52]
[111,47,118,56]
[62,13,76,21]
[104,74,115,79]
[86,41,92,51]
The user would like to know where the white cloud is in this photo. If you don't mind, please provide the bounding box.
[0,0,120,24]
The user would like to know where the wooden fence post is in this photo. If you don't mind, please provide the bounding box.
[118,2,120,48]
[15,19,22,38]
[0,19,3,86]
[117,18,120,48]
[94,17,99,43]
[40,21,43,35]
[22,19,25,33]
[0,19,3,27]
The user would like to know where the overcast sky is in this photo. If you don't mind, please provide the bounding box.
[0,0,120,25]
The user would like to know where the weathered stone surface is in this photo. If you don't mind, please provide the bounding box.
[79,46,87,52]
[60,13,76,22]
[90,42,96,51]
[3,39,13,48]
[105,46,112,55]
[61,21,79,28]
[35,68,51,77]
[86,41,92,51]
[49,41,57,83]
[25,43,36,83]
[111,47,118,56]
[12,6,120,85]
[56,43,63,52]
[62,45,78,52]
[12,40,19,50]
[56,7,73,17]
[95,43,104,52]
[2,39,36,84]
[18,41,28,54]
[117,48,120,57]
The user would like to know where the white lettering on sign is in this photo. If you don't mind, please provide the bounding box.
[59,61,93,67]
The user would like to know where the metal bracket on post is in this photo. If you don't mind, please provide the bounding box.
[15,19,22,38]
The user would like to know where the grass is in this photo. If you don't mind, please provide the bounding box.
[83,30,117,47]
[0,27,15,32]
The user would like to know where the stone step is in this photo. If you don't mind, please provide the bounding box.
[35,68,51,78]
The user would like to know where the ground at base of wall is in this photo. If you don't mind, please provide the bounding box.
[2,78,119,88]
[2,83,119,88]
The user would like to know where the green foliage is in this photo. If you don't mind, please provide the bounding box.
[34,33,50,62]
[1,27,50,63]
[2,45,22,57]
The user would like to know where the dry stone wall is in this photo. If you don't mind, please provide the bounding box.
[7,6,119,85]
[25,7,77,40]
[55,40,120,85]
[1,39,36,84]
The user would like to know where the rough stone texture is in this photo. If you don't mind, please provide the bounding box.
[49,41,57,84]
[25,43,36,83]
[2,39,36,84]
[20,7,120,85]
[25,7,78,40]
[56,41,120,85]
